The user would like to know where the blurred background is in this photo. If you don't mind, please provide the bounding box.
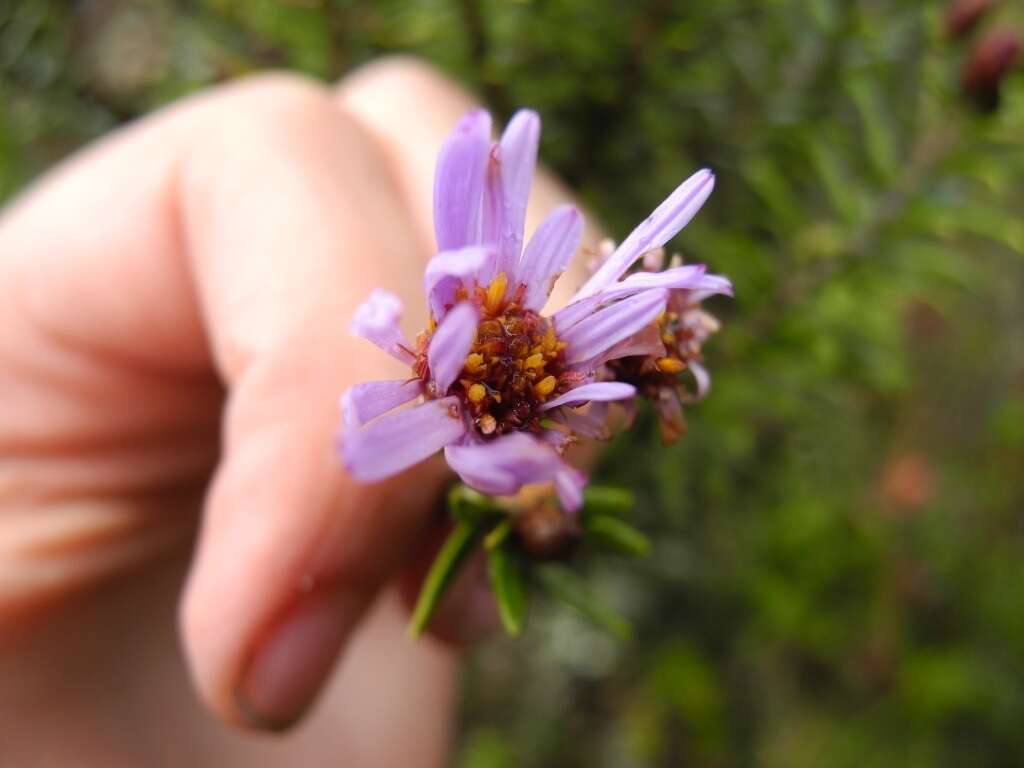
[3,1,1024,766]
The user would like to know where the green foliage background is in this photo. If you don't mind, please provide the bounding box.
[4,1,1024,766]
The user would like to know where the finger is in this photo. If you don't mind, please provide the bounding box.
[1,72,452,729]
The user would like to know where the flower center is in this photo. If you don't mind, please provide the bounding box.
[415,273,582,437]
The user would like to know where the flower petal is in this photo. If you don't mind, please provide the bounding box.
[555,467,586,513]
[434,110,492,251]
[575,169,715,299]
[479,143,502,264]
[597,264,711,300]
[494,110,540,276]
[349,289,415,364]
[591,323,667,370]
[554,402,611,440]
[539,382,635,411]
[688,274,735,303]
[428,302,479,395]
[340,397,466,482]
[541,428,573,452]
[561,289,668,367]
[423,246,495,321]
[689,360,711,399]
[518,205,583,310]
[554,268,729,338]
[552,293,603,336]
[443,432,579,497]
[341,379,423,427]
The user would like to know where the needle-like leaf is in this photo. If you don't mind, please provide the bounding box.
[488,540,528,636]
[408,519,481,638]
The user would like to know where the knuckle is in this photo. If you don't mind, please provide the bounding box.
[338,54,464,104]
[216,71,346,140]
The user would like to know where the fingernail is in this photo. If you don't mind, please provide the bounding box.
[235,589,357,731]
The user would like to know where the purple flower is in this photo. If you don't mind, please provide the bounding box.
[339,108,730,509]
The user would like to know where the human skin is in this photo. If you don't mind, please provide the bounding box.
[0,58,601,766]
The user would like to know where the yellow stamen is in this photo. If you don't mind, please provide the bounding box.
[524,352,545,370]
[467,383,487,403]
[485,273,508,314]
[656,357,686,374]
[465,352,485,373]
[534,375,557,398]
[543,326,557,351]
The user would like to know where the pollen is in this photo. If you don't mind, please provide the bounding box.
[412,280,574,437]
[465,352,485,374]
[524,352,545,370]
[534,375,557,397]
[467,383,487,402]
[656,357,686,374]
[485,273,508,315]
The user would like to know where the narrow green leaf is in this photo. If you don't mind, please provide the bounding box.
[581,486,635,517]
[487,542,528,637]
[484,517,513,550]
[585,514,651,557]
[449,484,503,524]
[408,520,480,638]
[846,77,898,185]
[537,564,632,642]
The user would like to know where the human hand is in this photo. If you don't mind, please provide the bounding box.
[0,58,599,766]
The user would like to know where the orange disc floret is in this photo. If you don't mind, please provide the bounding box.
[414,273,576,438]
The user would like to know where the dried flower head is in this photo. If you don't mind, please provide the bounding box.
[604,251,729,443]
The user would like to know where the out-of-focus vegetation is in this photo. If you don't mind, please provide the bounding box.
[4,1,1024,766]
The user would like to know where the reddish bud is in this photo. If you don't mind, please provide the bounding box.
[943,0,997,40]
[879,453,936,515]
[961,30,1021,112]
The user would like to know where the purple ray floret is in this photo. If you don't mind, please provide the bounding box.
[338,108,730,509]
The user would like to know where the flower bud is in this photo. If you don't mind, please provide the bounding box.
[943,0,997,40]
[961,30,1021,112]
[515,502,581,560]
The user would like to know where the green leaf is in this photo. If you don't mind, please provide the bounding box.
[488,541,528,637]
[581,486,635,517]
[585,514,652,557]
[408,520,480,639]
[846,77,899,185]
[449,484,504,524]
[537,564,632,641]
[484,517,513,550]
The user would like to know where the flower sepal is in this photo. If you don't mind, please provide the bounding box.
[408,482,646,640]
